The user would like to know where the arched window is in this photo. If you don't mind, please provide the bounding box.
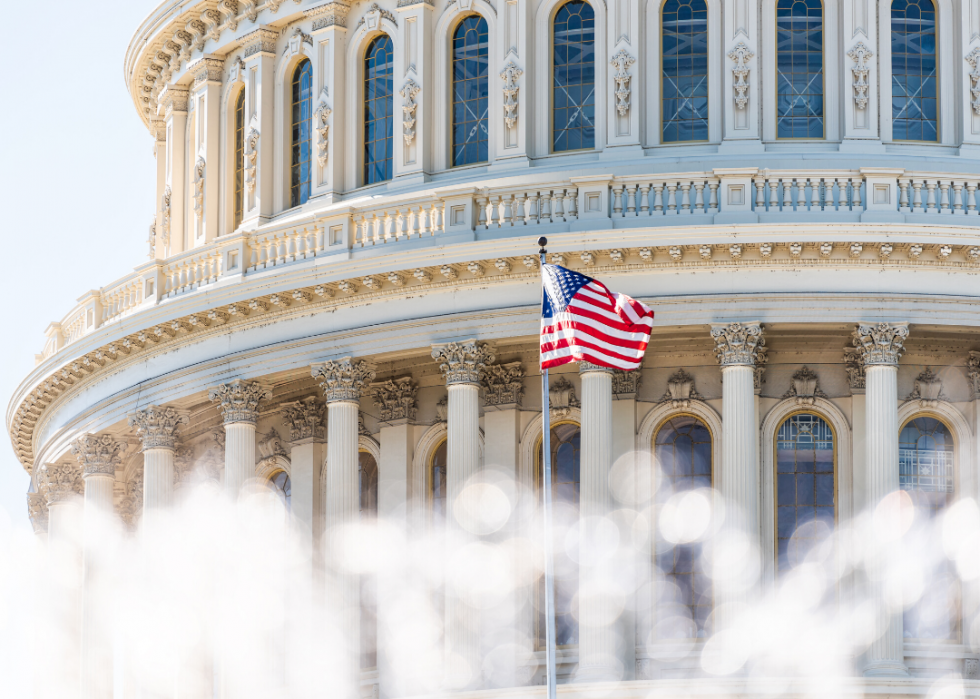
[365,35,394,185]
[553,0,595,152]
[662,0,709,143]
[290,59,313,207]
[537,422,581,647]
[653,415,712,638]
[900,417,957,639]
[233,88,245,229]
[452,16,489,166]
[775,413,834,573]
[359,450,379,668]
[891,0,938,141]
[430,439,448,524]
[270,470,292,510]
[776,0,824,139]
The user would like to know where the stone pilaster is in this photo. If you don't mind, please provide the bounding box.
[208,380,271,499]
[312,358,376,699]
[431,340,494,690]
[854,322,910,677]
[372,377,419,424]
[71,434,125,699]
[159,85,189,255]
[129,405,188,521]
[710,322,765,635]
[576,362,619,682]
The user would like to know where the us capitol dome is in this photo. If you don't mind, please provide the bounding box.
[10,0,980,697]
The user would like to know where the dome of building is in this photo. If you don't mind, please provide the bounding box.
[9,0,980,695]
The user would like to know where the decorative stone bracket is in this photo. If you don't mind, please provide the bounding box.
[549,375,580,419]
[661,368,702,408]
[782,366,827,406]
[906,367,945,408]
[728,42,753,110]
[848,42,873,110]
[500,62,523,129]
[610,49,636,117]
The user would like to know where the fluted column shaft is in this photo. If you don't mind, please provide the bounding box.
[81,471,116,699]
[854,322,910,677]
[576,364,618,682]
[432,341,494,691]
[711,322,764,634]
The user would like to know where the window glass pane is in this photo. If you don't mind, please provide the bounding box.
[775,413,834,574]
[290,59,313,207]
[234,89,245,229]
[662,0,709,142]
[452,16,490,166]
[900,416,957,639]
[892,0,938,141]
[553,1,595,152]
[776,0,824,138]
[364,35,394,185]
[653,416,712,639]
[536,422,581,647]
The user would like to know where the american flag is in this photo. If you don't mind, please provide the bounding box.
[540,263,654,370]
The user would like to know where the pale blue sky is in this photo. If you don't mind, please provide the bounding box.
[0,0,160,530]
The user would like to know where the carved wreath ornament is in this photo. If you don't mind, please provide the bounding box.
[610,49,636,117]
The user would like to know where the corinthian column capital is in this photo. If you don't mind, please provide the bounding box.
[129,405,189,451]
[70,434,127,476]
[37,462,83,505]
[281,396,325,441]
[711,321,765,366]
[208,380,272,424]
[27,492,48,534]
[312,358,376,403]
[852,322,910,366]
[431,340,495,386]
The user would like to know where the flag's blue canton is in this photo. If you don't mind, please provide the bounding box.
[542,264,594,319]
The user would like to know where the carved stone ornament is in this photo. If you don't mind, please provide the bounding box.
[661,368,703,408]
[191,56,224,87]
[844,347,866,392]
[435,396,449,422]
[613,369,641,397]
[312,357,377,403]
[315,97,332,167]
[500,62,523,129]
[432,341,495,386]
[281,396,325,441]
[147,218,156,259]
[969,351,980,396]
[27,492,48,534]
[728,42,753,110]
[580,361,614,375]
[967,48,980,116]
[257,428,289,460]
[37,462,84,505]
[161,186,172,246]
[70,433,126,476]
[208,380,272,424]
[400,79,421,146]
[906,367,946,408]
[711,321,765,366]
[549,376,580,419]
[241,27,279,58]
[244,128,260,194]
[610,49,636,117]
[305,1,352,31]
[852,322,909,367]
[129,405,189,451]
[358,413,372,436]
[848,42,873,110]
[481,362,526,407]
[356,3,398,30]
[373,377,419,422]
[119,467,144,529]
[193,157,206,221]
[754,346,769,392]
[782,366,827,406]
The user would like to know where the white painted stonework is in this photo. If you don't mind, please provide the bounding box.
[11,0,980,697]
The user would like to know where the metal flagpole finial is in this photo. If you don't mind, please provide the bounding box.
[538,236,548,254]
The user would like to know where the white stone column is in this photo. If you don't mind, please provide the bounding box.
[854,322,910,677]
[575,362,618,682]
[480,362,526,688]
[374,377,418,699]
[36,462,84,699]
[159,85,188,256]
[71,435,126,699]
[129,405,189,533]
[208,380,272,500]
[312,358,377,699]
[281,397,326,695]
[431,341,494,690]
[710,322,765,633]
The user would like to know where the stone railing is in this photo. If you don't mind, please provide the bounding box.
[32,168,980,363]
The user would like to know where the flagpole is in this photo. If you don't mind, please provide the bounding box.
[538,236,558,699]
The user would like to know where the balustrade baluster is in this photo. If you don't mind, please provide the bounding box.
[767,177,778,211]
[653,183,664,213]
[539,191,551,222]
[639,184,651,214]
[527,193,540,224]
[755,177,766,211]
[708,182,719,212]
[514,193,527,226]
[939,181,951,212]
[808,178,819,210]
[679,183,691,213]
[566,188,578,220]
[693,182,706,213]
[953,182,965,214]
[925,181,938,211]
[612,184,623,217]
[898,179,910,212]
[780,178,791,211]
[553,190,564,222]
[666,183,678,214]
[967,182,978,214]
[626,185,636,216]
[911,181,923,211]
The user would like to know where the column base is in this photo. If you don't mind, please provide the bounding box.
[863,660,909,677]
